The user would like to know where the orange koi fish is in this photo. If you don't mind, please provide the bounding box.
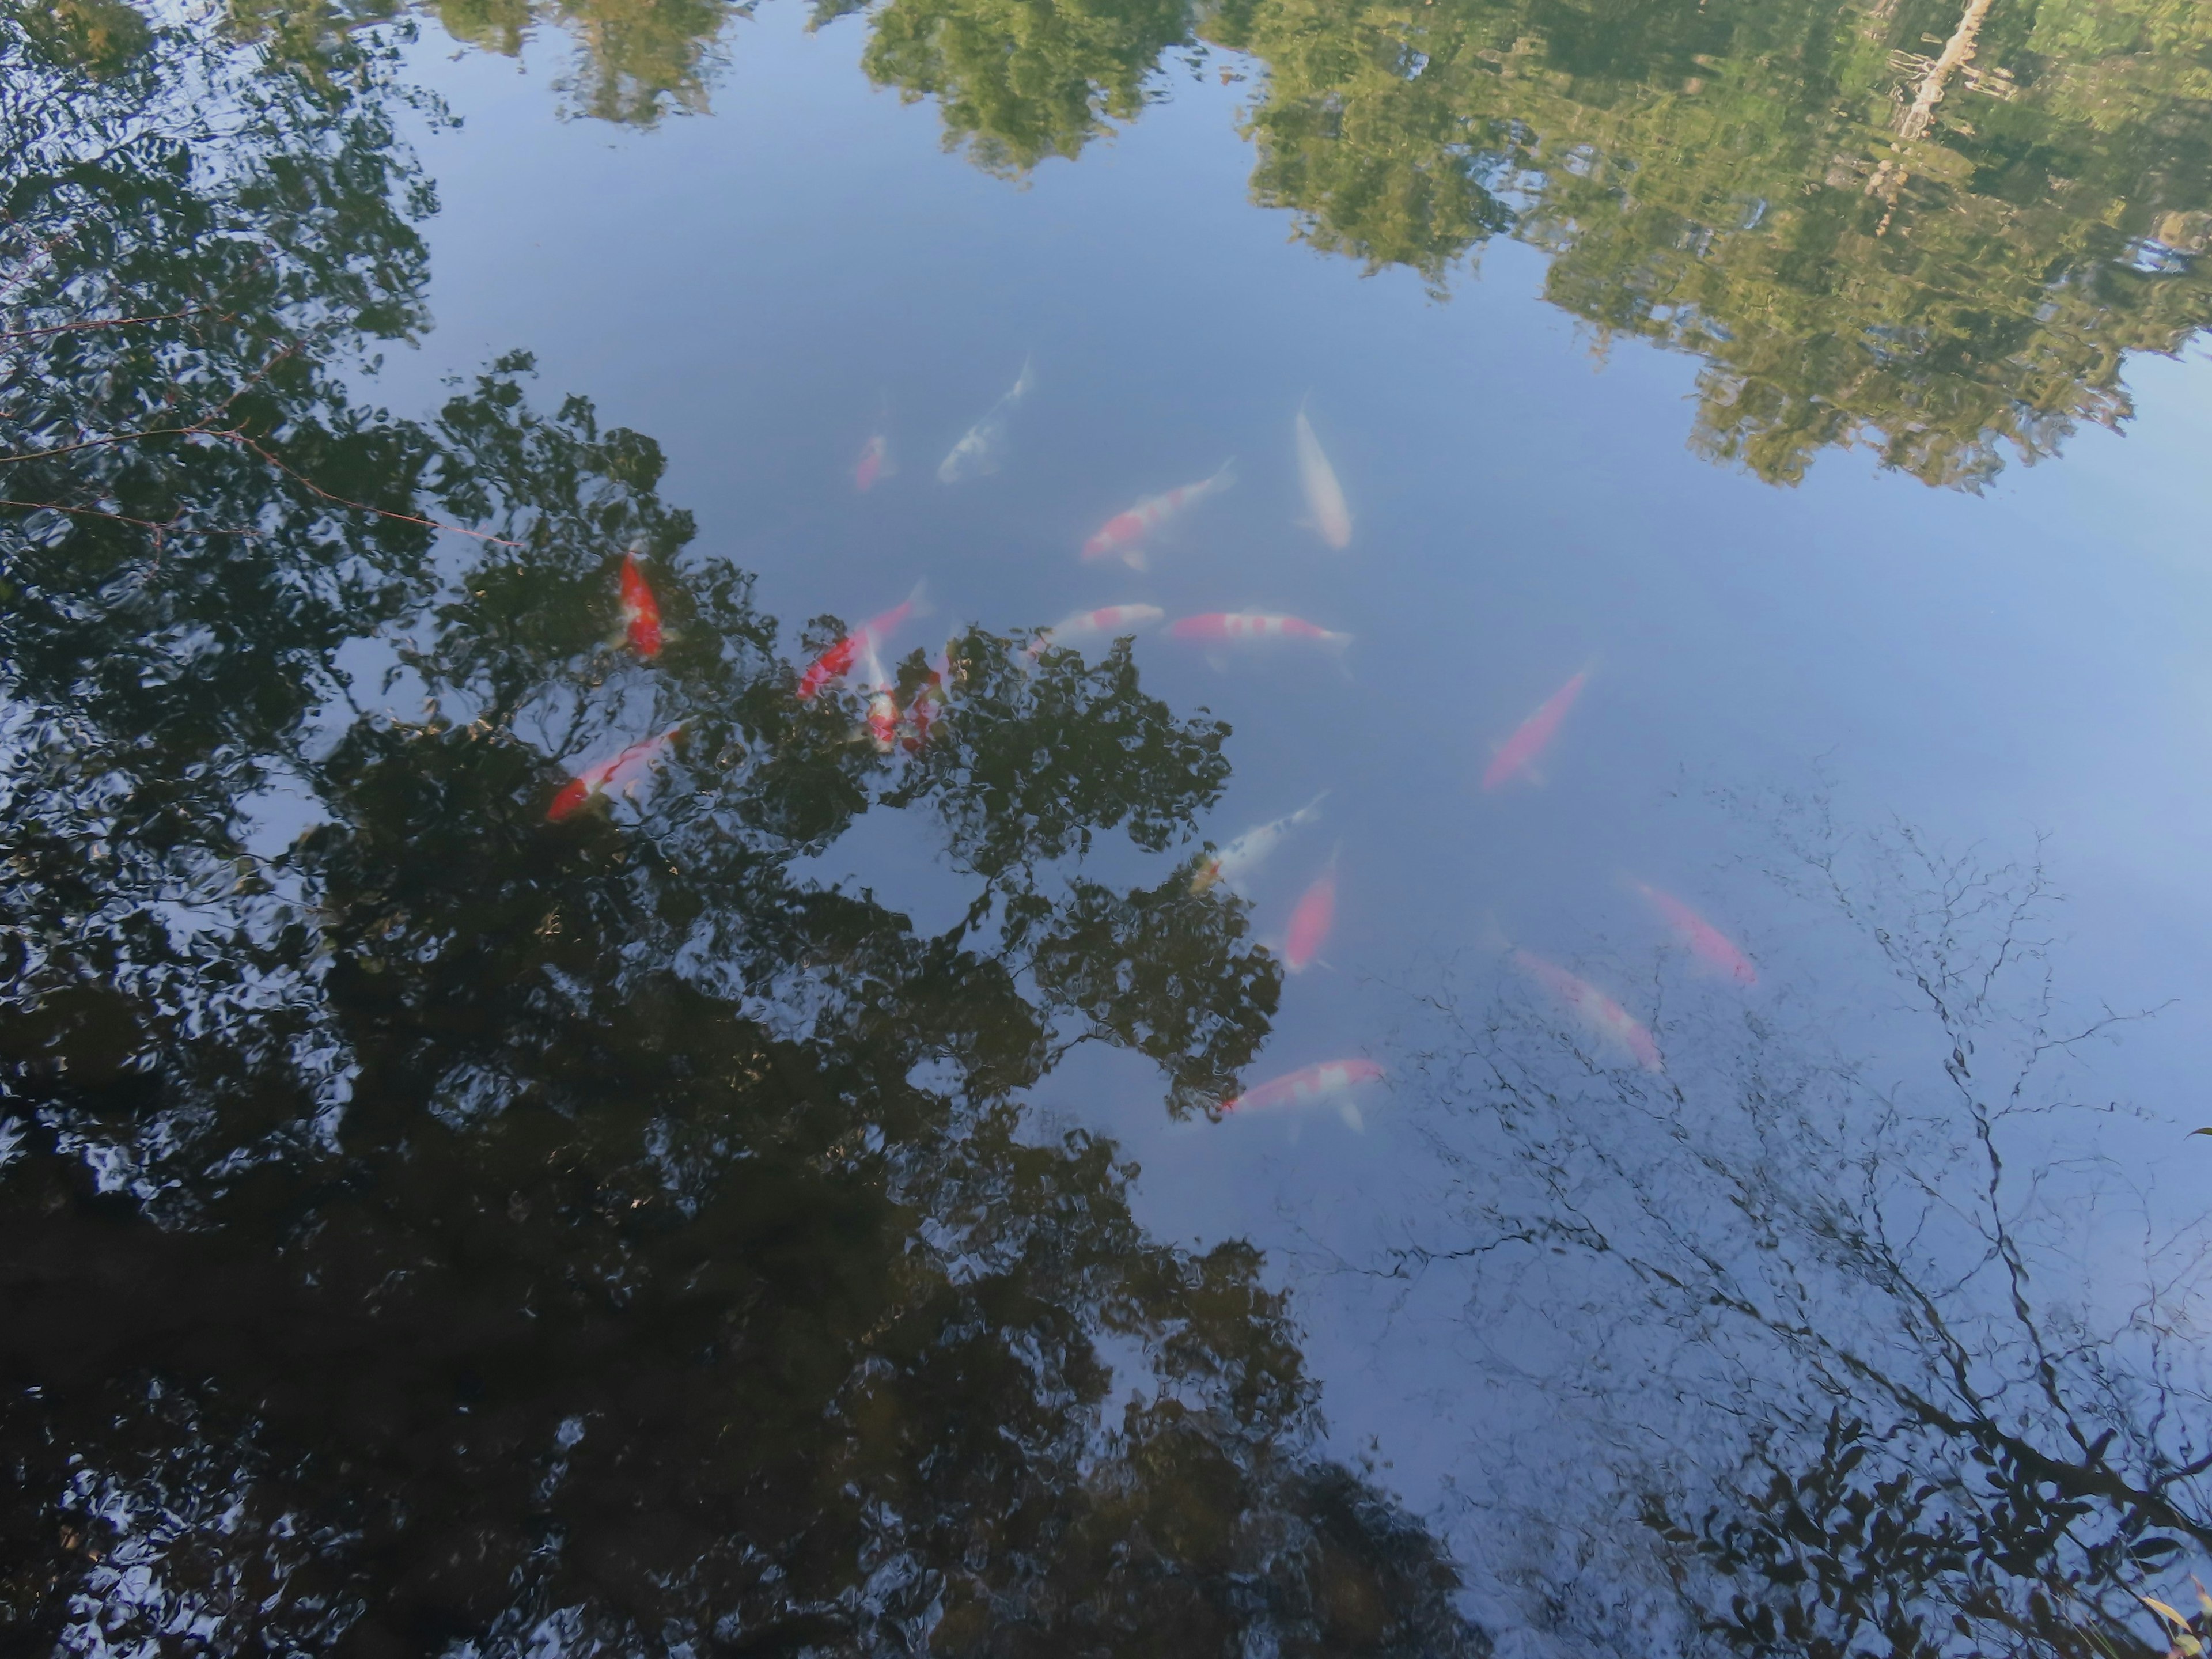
[1634,882,1756,985]
[1025,604,1164,658]
[1283,853,1338,974]
[1167,612,1351,649]
[1483,669,1588,790]
[797,585,923,701]
[547,726,682,823]
[1510,948,1662,1071]
[1223,1058,1381,1130]
[1081,461,1233,570]
[619,550,662,658]
[853,433,891,492]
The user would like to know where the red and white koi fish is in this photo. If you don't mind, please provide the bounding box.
[1510,948,1663,1071]
[1482,669,1589,790]
[1025,604,1164,658]
[548,726,682,823]
[1283,853,1338,974]
[1294,401,1351,550]
[902,653,950,752]
[1223,1058,1382,1130]
[619,550,662,658]
[1167,612,1351,649]
[1191,791,1328,895]
[1634,882,1756,985]
[797,585,925,701]
[1081,461,1234,570]
[853,433,892,493]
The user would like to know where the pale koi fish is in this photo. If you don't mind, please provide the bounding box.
[1294,400,1351,551]
[1510,948,1663,1072]
[1025,604,1165,658]
[797,584,925,701]
[1483,668,1589,790]
[1634,882,1756,986]
[1167,612,1352,650]
[548,726,682,823]
[859,643,900,753]
[1282,851,1337,974]
[1222,1058,1381,1130]
[902,651,950,751]
[1081,461,1234,570]
[619,549,662,658]
[1191,791,1328,895]
[853,433,892,493]
[938,355,1035,483]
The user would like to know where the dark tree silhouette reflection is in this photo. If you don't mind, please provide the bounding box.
[1399,804,2212,1659]
[0,10,1482,1653]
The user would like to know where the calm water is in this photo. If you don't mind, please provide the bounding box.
[7,0,2212,1652]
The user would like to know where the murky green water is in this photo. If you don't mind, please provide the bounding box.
[6,0,2212,1653]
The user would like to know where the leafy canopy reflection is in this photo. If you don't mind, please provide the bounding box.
[0,8,1480,1653]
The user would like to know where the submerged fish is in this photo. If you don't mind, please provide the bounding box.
[1025,604,1165,658]
[859,643,900,753]
[1081,461,1234,570]
[1167,612,1352,650]
[797,585,925,701]
[1510,948,1663,1072]
[619,550,662,658]
[1634,882,1757,985]
[548,726,683,823]
[1482,669,1589,790]
[1222,1058,1382,1130]
[853,433,892,492]
[938,355,1035,483]
[1294,402,1352,551]
[1191,791,1328,895]
[1282,853,1338,974]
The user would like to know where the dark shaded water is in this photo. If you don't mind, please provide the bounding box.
[5,0,2212,1654]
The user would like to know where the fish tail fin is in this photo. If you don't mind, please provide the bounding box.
[1478,911,1513,956]
[906,578,932,620]
[1338,1099,1365,1132]
[1211,457,1238,491]
[1010,353,1036,400]
[1122,547,1149,573]
[1294,789,1331,825]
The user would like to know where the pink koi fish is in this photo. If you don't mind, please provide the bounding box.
[619,550,662,658]
[797,585,924,701]
[548,726,683,823]
[853,433,892,493]
[1483,669,1588,790]
[1168,612,1351,649]
[1510,948,1663,1072]
[1634,882,1756,985]
[1082,461,1234,570]
[1222,1058,1382,1130]
[1026,604,1164,658]
[1283,854,1338,974]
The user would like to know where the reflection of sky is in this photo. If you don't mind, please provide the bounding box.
[380,12,2212,1637]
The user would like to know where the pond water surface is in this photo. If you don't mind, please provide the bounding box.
[6,0,2212,1653]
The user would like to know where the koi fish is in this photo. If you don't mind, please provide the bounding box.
[1081,461,1234,570]
[1283,853,1338,974]
[548,726,682,822]
[1634,882,1757,986]
[1167,612,1351,649]
[1191,791,1328,895]
[1222,1058,1382,1130]
[1025,604,1165,658]
[859,643,900,753]
[902,653,949,751]
[1482,669,1589,790]
[853,433,892,493]
[619,550,663,658]
[1510,948,1663,1071]
[938,355,1034,483]
[1294,402,1351,550]
[797,584,925,701]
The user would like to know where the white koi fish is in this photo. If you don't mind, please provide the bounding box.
[1190,790,1328,895]
[1294,400,1351,550]
[1025,604,1165,659]
[938,355,1035,483]
[1222,1058,1381,1131]
[1081,461,1234,570]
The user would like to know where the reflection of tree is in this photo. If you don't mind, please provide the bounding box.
[0,13,1484,1652]
[1402,810,2212,1657]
